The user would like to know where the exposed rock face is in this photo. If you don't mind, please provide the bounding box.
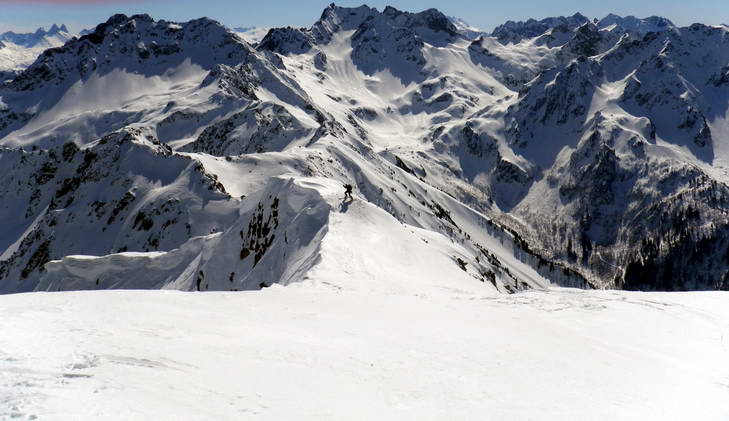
[258,27,317,55]
[0,128,235,291]
[182,102,313,155]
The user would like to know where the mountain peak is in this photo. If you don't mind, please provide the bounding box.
[0,23,72,49]
[492,13,590,43]
[491,12,677,43]
[316,3,377,29]
[379,6,459,36]
[318,3,376,24]
[12,13,253,92]
[103,13,153,27]
[260,4,460,56]
[597,14,675,34]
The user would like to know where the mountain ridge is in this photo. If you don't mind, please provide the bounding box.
[1,6,728,292]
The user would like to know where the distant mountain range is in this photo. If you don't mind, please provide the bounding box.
[0,24,73,78]
[1,24,71,47]
[232,26,271,44]
[1,5,728,293]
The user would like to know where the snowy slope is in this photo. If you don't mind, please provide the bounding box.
[2,287,728,420]
[1,6,729,291]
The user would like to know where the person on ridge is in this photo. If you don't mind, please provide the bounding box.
[343,183,354,201]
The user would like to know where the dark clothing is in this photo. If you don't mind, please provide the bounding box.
[344,184,353,200]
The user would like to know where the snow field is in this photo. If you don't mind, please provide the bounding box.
[1,288,727,420]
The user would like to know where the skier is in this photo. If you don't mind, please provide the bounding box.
[343,183,354,200]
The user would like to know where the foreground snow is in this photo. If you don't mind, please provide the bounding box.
[2,287,728,420]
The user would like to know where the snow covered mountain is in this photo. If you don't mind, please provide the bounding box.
[1,24,71,48]
[1,5,728,293]
[0,24,73,76]
[597,14,677,34]
[491,13,591,44]
[448,16,486,40]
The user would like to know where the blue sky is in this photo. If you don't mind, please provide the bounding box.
[1,0,727,34]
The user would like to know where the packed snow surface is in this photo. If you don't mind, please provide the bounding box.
[2,287,728,420]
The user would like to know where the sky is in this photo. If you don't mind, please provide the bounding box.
[0,0,728,34]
